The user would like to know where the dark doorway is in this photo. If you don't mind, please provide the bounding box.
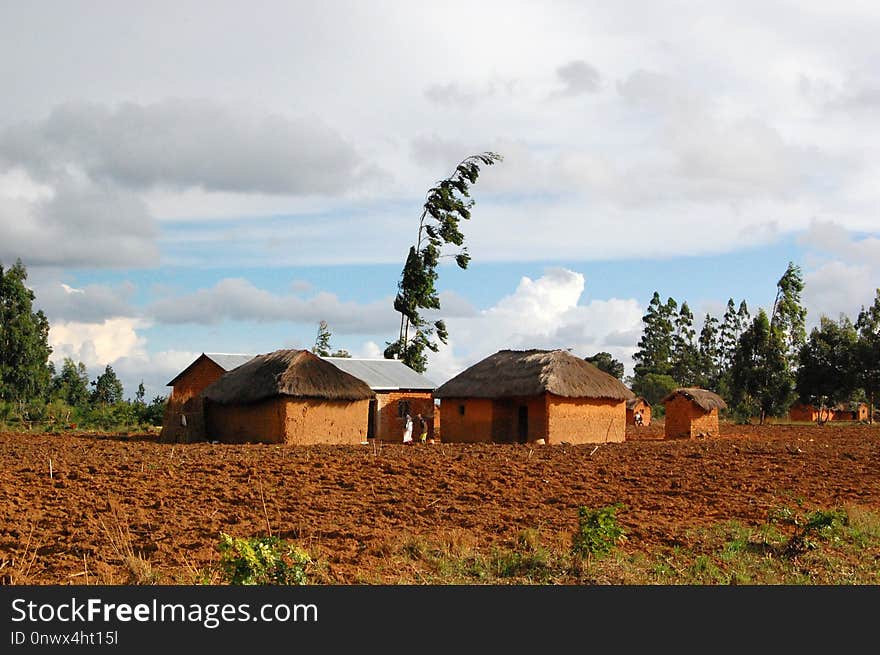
[517,405,528,444]
[367,399,377,440]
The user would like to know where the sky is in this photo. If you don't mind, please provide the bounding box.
[1,1,879,400]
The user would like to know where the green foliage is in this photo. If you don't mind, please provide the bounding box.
[584,352,625,380]
[696,313,721,389]
[796,315,859,419]
[671,301,700,386]
[768,505,849,559]
[0,259,53,403]
[729,309,794,423]
[49,358,91,407]
[856,289,880,421]
[632,292,676,383]
[387,152,502,373]
[90,364,124,405]
[771,261,807,366]
[217,532,311,585]
[632,372,678,407]
[312,320,332,357]
[571,504,627,560]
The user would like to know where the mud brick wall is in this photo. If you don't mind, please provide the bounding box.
[789,404,819,422]
[547,395,626,444]
[440,398,494,443]
[376,391,435,442]
[664,395,720,439]
[205,398,286,443]
[160,358,228,442]
[490,396,548,443]
[283,399,370,445]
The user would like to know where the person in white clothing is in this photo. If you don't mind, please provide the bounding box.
[402,413,413,444]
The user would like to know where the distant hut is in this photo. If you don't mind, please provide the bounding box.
[323,357,436,442]
[855,403,869,422]
[789,402,822,423]
[830,402,869,422]
[160,353,254,443]
[626,397,652,426]
[202,349,375,444]
[661,388,727,439]
[434,349,632,445]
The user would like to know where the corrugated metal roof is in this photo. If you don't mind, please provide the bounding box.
[322,358,436,391]
[203,353,256,371]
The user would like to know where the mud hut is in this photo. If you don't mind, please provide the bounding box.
[626,396,652,426]
[661,388,727,439]
[202,349,375,444]
[433,349,631,445]
[323,357,436,442]
[789,402,823,423]
[160,353,255,443]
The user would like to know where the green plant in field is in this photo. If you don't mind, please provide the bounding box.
[571,504,627,560]
[217,532,311,585]
[768,505,849,558]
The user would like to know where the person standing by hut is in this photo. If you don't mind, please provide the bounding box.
[403,413,414,445]
[417,414,428,444]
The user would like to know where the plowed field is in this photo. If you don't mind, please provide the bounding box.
[1,422,878,584]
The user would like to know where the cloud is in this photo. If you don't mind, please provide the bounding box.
[149,277,399,333]
[33,280,137,323]
[424,78,519,109]
[552,60,601,97]
[0,180,159,267]
[49,318,148,369]
[0,99,375,196]
[799,221,880,324]
[424,267,643,384]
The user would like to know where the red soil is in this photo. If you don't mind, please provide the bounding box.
[1,422,878,584]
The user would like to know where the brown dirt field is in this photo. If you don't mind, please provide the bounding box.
[1,421,878,584]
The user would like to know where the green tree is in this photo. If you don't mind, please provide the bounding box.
[385,152,502,373]
[50,357,90,407]
[670,301,699,386]
[329,349,351,358]
[633,372,679,407]
[729,309,793,424]
[771,262,807,367]
[0,259,53,403]
[584,352,625,380]
[312,320,332,357]
[90,364,124,406]
[697,313,720,389]
[855,288,880,423]
[796,315,859,423]
[633,292,676,381]
[134,381,146,405]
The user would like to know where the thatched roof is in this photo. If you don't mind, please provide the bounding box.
[434,349,632,400]
[202,349,375,405]
[626,396,650,410]
[662,387,727,411]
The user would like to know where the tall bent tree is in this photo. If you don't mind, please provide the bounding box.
[385,152,502,372]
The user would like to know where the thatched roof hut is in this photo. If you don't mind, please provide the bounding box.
[435,349,631,445]
[434,349,632,401]
[202,349,375,444]
[626,396,652,426]
[661,387,726,439]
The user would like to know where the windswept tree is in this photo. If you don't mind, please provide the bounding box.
[796,315,859,423]
[585,352,625,380]
[856,288,880,423]
[385,152,502,373]
[0,259,52,403]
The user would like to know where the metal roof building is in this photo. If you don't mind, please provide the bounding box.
[322,357,436,391]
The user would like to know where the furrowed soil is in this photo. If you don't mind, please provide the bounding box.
[1,422,878,584]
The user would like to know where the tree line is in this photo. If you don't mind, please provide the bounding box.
[626,261,879,424]
[0,259,166,431]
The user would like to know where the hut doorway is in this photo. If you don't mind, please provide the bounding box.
[517,405,528,443]
[367,399,376,440]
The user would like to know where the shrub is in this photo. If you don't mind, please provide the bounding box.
[572,504,627,560]
[217,532,311,585]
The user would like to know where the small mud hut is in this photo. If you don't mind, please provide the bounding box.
[202,349,375,444]
[626,396,652,426]
[789,402,823,423]
[323,357,436,442]
[160,352,254,443]
[662,388,727,439]
[434,349,631,445]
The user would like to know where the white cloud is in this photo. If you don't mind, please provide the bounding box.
[49,318,148,368]
[552,60,601,97]
[149,277,399,333]
[423,267,643,384]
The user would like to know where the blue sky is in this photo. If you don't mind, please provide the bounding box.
[1,2,878,399]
